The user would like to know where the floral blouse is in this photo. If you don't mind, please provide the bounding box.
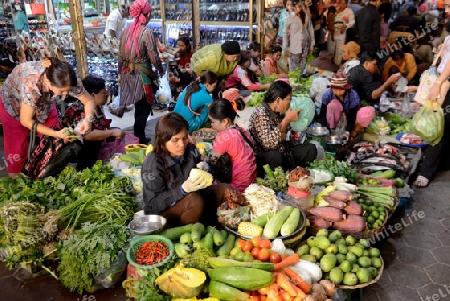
[0,61,85,123]
[61,100,111,131]
[249,103,286,153]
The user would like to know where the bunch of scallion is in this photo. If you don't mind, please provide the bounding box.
[356,186,396,210]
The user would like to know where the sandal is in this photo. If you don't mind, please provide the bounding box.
[413,175,429,188]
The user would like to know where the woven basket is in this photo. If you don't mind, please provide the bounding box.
[192,128,217,142]
[337,256,384,289]
[126,235,174,270]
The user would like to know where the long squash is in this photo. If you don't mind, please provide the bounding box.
[280,207,301,236]
[263,206,294,239]
[208,267,275,291]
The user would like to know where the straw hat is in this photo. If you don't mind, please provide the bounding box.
[310,51,339,72]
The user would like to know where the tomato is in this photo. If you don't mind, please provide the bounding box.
[252,236,262,247]
[259,239,271,249]
[237,239,246,249]
[258,248,271,262]
[251,247,261,259]
[242,241,253,252]
[269,252,282,263]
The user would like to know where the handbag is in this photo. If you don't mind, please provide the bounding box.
[22,121,82,179]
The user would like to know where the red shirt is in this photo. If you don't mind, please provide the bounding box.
[178,52,193,69]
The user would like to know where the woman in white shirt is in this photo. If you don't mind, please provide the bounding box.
[283,2,315,74]
[328,0,355,65]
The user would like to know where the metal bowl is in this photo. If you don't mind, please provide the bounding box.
[306,127,330,137]
[128,214,167,235]
[325,135,343,145]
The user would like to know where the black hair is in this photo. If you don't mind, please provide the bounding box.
[359,51,378,64]
[249,41,261,51]
[391,49,405,61]
[270,44,283,54]
[239,50,252,66]
[327,6,337,14]
[81,75,106,94]
[209,98,244,122]
[44,57,77,88]
[177,36,192,53]
[183,71,217,106]
[294,2,307,23]
[264,81,293,104]
[407,6,416,16]
[154,112,189,157]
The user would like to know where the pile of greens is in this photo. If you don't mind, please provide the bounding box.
[308,154,360,184]
[247,91,266,107]
[58,219,130,294]
[258,74,279,85]
[256,164,288,193]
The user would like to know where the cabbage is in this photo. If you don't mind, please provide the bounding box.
[289,95,315,132]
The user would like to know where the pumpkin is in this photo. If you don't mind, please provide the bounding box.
[155,265,206,298]
[125,144,148,153]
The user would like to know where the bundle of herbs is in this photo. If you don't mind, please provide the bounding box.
[58,219,130,294]
[0,201,48,269]
[309,154,360,184]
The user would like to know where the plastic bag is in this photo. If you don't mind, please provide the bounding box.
[217,205,251,229]
[410,101,444,146]
[94,251,127,289]
[414,66,438,105]
[155,74,172,103]
[399,93,413,119]
[289,95,316,132]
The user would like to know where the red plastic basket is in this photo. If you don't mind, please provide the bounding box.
[98,131,139,161]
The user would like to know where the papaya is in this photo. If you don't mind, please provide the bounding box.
[155,266,206,298]
[208,280,249,301]
[208,266,275,291]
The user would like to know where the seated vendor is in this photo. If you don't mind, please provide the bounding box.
[61,75,125,171]
[319,72,376,138]
[263,45,286,77]
[207,97,257,192]
[382,49,428,85]
[248,81,319,177]
[141,112,228,227]
[225,50,271,91]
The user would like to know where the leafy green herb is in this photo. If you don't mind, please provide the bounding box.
[258,74,279,85]
[308,154,360,184]
[58,220,129,294]
[180,246,213,273]
[247,91,266,107]
[256,166,288,193]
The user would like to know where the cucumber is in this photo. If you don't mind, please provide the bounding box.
[220,229,228,240]
[174,243,193,258]
[280,207,301,236]
[179,232,193,244]
[217,234,235,256]
[251,212,275,227]
[208,257,275,271]
[202,232,214,252]
[208,267,275,291]
[191,222,205,242]
[212,229,225,246]
[208,280,248,301]
[160,224,193,240]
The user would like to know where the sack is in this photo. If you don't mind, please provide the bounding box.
[209,153,233,183]
[410,101,445,146]
[400,93,413,119]
[22,121,82,179]
[94,251,127,289]
[414,66,438,105]
[168,26,180,40]
[97,131,139,162]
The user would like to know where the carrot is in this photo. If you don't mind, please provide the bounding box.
[267,289,282,301]
[261,296,267,301]
[258,286,271,295]
[293,297,303,301]
[284,268,312,293]
[274,253,300,271]
[276,272,298,297]
[280,291,293,301]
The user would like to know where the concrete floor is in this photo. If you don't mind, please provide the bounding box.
[0,115,449,301]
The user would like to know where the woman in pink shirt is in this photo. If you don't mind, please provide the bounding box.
[207,97,257,192]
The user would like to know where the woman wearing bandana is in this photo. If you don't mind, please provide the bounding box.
[118,0,164,144]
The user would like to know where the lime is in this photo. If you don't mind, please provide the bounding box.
[320,254,337,272]
[371,211,380,219]
[310,246,324,260]
[339,244,348,255]
[329,267,344,284]
[356,268,372,283]
[371,257,382,268]
[369,206,377,212]
[369,248,381,258]
[346,252,357,263]
[365,200,373,206]
[326,244,339,255]
[378,206,385,213]
[358,256,372,268]
[336,253,346,264]
[367,216,375,224]
[343,272,358,286]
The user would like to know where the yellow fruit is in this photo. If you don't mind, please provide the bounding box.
[237,222,263,237]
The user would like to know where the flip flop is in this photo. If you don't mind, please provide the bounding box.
[413,175,429,188]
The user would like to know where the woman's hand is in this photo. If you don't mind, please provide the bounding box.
[285,108,301,123]
[56,128,78,141]
[285,50,291,57]
[428,82,441,101]
[77,119,92,135]
[111,128,126,139]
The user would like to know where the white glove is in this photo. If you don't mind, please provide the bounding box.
[181,173,211,193]
[196,161,209,171]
